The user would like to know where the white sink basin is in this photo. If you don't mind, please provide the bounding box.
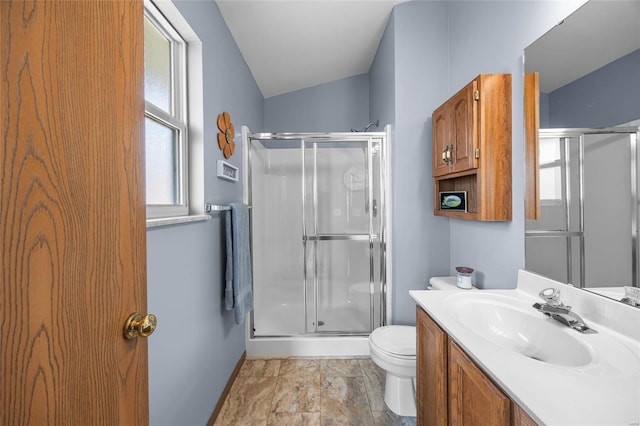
[444,293,594,367]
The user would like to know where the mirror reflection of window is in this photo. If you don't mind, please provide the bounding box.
[538,137,563,202]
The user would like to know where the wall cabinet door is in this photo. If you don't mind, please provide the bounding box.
[432,105,451,177]
[449,341,511,426]
[416,307,448,426]
[449,81,477,174]
[431,81,477,177]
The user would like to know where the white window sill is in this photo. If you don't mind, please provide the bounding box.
[146,214,211,229]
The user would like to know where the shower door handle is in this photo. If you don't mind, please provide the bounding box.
[372,199,378,218]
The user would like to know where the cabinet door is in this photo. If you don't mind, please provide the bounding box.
[449,341,510,426]
[450,81,477,174]
[432,104,450,177]
[513,402,539,426]
[416,307,448,426]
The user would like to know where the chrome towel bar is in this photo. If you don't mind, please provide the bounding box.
[204,203,252,213]
[205,203,230,212]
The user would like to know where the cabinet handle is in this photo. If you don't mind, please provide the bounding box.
[442,149,448,163]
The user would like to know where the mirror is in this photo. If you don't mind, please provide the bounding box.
[524,0,640,303]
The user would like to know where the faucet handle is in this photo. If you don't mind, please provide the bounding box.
[539,287,562,306]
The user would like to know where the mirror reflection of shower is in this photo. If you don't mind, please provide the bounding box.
[247,129,388,338]
[525,127,640,289]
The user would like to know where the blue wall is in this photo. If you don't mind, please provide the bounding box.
[146,1,263,425]
[387,1,451,324]
[547,48,640,128]
[446,1,585,289]
[540,91,550,128]
[256,0,586,321]
[369,12,396,129]
[264,74,370,132]
[146,2,592,423]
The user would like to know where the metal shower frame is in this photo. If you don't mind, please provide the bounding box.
[244,128,392,338]
[526,126,640,288]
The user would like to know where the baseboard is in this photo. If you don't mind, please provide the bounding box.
[207,351,246,426]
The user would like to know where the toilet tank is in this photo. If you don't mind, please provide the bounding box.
[428,276,476,290]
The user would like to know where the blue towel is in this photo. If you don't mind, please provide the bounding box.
[224,203,253,324]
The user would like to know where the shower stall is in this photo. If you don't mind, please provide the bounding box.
[243,127,390,356]
[526,127,640,288]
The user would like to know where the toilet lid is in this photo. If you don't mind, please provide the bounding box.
[370,325,416,357]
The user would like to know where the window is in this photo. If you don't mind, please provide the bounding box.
[538,137,566,202]
[144,3,188,218]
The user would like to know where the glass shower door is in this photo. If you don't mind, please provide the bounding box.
[302,138,384,334]
[250,139,306,336]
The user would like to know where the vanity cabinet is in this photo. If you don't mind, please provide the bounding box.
[432,74,512,221]
[449,341,510,425]
[416,304,448,425]
[416,307,538,426]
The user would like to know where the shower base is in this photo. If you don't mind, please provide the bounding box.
[246,334,370,357]
[248,302,372,357]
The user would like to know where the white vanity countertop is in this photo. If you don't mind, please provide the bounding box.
[410,270,640,426]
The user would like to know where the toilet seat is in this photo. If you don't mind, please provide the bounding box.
[369,325,416,358]
[368,325,417,416]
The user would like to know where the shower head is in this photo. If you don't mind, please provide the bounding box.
[364,120,379,132]
[351,120,380,132]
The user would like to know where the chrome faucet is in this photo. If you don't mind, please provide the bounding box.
[532,288,597,334]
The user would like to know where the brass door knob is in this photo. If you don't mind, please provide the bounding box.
[123,312,157,339]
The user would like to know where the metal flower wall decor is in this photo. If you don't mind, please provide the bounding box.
[217,111,236,159]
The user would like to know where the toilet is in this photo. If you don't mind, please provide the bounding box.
[369,276,474,417]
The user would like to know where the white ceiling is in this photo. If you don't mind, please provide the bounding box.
[525,0,640,93]
[217,0,640,99]
[215,0,406,98]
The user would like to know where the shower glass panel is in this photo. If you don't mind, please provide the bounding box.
[305,240,373,333]
[249,132,386,338]
[525,235,581,284]
[583,132,634,286]
[526,128,639,288]
[250,139,305,336]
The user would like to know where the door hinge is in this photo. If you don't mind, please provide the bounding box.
[473,90,480,101]
[475,148,480,159]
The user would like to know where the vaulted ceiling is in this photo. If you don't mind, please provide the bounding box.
[216,0,639,99]
[215,0,407,98]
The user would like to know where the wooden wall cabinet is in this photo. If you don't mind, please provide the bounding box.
[524,72,540,220]
[416,307,538,426]
[432,74,512,221]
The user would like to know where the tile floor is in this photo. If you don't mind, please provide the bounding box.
[214,357,417,426]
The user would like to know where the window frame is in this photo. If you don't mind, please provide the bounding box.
[144,3,189,219]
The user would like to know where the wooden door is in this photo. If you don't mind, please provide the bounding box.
[450,81,477,174]
[432,105,450,177]
[449,341,510,426]
[1,1,148,424]
[416,307,448,426]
